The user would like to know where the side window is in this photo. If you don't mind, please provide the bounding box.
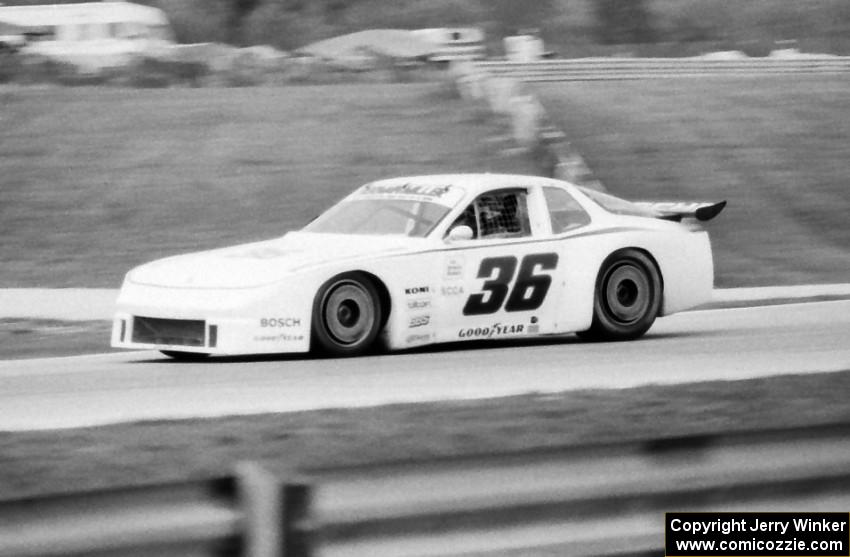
[543,187,591,234]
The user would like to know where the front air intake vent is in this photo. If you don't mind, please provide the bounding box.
[132,316,205,347]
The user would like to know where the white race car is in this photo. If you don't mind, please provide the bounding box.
[112,174,724,358]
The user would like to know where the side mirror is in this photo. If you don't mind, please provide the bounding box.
[447,225,474,242]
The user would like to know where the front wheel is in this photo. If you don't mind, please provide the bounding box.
[577,249,662,341]
[311,273,382,357]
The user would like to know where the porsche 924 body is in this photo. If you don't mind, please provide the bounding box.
[111,174,724,358]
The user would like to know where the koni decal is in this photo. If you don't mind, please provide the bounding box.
[405,286,430,295]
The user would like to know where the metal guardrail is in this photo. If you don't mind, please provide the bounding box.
[471,57,850,81]
[2,423,850,557]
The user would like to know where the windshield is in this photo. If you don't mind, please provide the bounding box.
[303,198,452,237]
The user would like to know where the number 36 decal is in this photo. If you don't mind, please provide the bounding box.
[463,253,558,315]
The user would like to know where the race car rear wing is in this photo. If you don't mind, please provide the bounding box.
[635,201,727,222]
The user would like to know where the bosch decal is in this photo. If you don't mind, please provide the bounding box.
[260,318,302,327]
[440,285,464,296]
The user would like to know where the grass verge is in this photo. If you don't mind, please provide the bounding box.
[0,83,536,287]
[3,78,848,289]
[533,75,850,287]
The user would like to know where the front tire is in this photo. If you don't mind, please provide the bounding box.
[578,249,662,341]
[311,273,382,357]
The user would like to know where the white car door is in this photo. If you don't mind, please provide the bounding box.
[435,186,566,343]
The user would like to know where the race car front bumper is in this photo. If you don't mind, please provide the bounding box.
[110,280,313,355]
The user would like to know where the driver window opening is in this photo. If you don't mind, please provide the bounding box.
[447,189,531,240]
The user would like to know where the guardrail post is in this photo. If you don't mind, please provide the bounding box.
[239,462,284,557]
[238,463,314,557]
[283,483,313,557]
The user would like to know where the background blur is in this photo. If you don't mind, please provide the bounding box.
[4,0,850,56]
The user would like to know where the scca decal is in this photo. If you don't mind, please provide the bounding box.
[463,253,558,316]
[441,285,464,296]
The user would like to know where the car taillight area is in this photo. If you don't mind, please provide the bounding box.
[131,316,206,347]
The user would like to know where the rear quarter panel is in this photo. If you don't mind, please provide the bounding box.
[551,221,713,332]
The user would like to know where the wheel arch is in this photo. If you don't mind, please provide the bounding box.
[576,245,665,341]
[354,270,392,331]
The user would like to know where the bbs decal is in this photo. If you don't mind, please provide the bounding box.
[462,253,558,316]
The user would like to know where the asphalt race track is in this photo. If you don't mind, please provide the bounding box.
[0,300,848,431]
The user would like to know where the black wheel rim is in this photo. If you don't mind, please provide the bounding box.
[602,262,651,325]
[322,281,376,346]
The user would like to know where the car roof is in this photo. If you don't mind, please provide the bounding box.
[367,173,575,198]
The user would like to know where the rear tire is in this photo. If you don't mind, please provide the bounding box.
[577,249,661,341]
[311,273,382,357]
[161,351,210,360]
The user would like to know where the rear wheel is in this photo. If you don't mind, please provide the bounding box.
[311,273,382,357]
[577,249,661,341]
[161,351,210,360]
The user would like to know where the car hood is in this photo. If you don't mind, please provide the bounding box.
[127,232,420,289]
